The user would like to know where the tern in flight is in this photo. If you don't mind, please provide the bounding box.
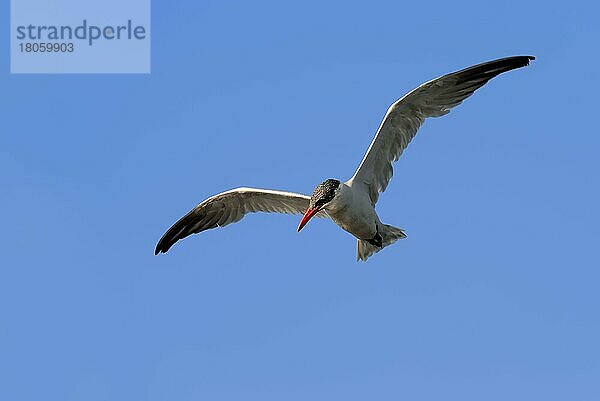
[155,55,534,261]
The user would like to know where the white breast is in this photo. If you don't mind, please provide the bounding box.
[325,183,378,240]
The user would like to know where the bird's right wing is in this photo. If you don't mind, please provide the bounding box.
[351,55,534,205]
[155,187,323,254]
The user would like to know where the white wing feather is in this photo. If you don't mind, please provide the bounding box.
[351,56,534,205]
[155,187,324,254]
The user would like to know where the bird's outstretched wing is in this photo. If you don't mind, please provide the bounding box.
[350,55,534,205]
[155,187,324,254]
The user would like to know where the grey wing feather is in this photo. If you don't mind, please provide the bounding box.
[155,187,321,254]
[351,55,534,205]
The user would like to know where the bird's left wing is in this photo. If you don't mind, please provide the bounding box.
[155,187,322,254]
[350,55,534,205]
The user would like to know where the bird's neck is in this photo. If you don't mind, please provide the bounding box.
[324,183,352,213]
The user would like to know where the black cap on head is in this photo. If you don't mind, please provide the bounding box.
[309,179,340,209]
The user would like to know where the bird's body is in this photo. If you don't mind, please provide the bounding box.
[327,181,378,241]
[156,56,534,261]
[304,179,407,260]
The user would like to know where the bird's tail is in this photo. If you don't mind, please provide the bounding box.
[357,224,406,261]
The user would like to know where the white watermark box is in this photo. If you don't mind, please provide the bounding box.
[11,0,150,73]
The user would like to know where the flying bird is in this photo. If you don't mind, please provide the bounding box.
[155,55,534,261]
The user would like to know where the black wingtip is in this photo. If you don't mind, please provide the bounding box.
[522,55,535,64]
[493,55,535,69]
[154,234,170,255]
[154,239,170,255]
[454,55,535,85]
[513,55,535,67]
[510,55,534,70]
[155,225,181,255]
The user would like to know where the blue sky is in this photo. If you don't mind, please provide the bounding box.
[1,0,599,400]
